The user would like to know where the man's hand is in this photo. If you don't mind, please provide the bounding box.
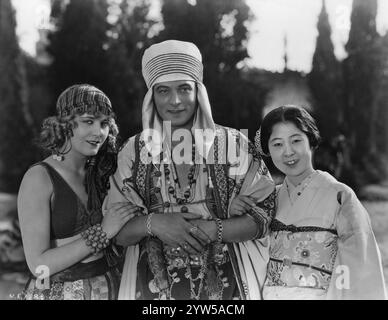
[151,212,210,255]
[229,195,256,216]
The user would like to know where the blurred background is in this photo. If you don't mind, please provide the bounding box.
[0,0,387,299]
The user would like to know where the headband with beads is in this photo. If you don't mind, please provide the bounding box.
[56,84,113,118]
[254,127,268,157]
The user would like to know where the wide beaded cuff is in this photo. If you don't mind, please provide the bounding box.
[81,224,110,255]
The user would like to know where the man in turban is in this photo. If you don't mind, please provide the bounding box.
[104,40,275,300]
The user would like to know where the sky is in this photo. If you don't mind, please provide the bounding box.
[11,0,388,73]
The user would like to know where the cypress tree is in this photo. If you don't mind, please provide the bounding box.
[309,0,343,141]
[47,0,111,102]
[0,0,36,192]
[343,0,378,163]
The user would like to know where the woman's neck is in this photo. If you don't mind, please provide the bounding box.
[287,167,315,187]
[62,152,87,174]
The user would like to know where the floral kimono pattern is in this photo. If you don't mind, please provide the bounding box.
[263,170,387,300]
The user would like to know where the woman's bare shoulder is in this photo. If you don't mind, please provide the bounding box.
[19,160,53,197]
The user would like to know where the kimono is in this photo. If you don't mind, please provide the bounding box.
[103,125,276,300]
[263,170,387,300]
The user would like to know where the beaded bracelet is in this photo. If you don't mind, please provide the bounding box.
[146,213,155,237]
[81,224,110,255]
[215,218,223,243]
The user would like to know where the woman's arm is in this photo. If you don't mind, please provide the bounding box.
[18,166,134,277]
[326,188,387,299]
[115,215,147,247]
[226,132,276,241]
[17,166,92,277]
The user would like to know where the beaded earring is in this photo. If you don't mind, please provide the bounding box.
[254,127,266,156]
[52,139,72,161]
[86,156,97,167]
[52,153,64,162]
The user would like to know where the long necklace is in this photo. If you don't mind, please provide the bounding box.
[151,142,213,299]
[185,247,209,300]
[165,143,199,212]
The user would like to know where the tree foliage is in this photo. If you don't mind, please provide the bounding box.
[159,0,251,75]
[47,0,111,101]
[47,0,154,140]
[343,0,379,161]
[309,0,343,141]
[0,0,37,192]
[105,0,155,139]
[341,0,388,184]
[158,0,265,133]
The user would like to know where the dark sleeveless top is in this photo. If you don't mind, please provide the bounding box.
[33,162,102,240]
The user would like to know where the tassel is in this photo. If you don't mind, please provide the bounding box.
[84,141,118,213]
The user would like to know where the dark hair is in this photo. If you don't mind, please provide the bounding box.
[37,113,118,155]
[260,105,321,155]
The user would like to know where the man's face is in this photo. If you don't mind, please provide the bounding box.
[153,80,197,129]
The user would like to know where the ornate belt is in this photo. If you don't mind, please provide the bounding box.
[270,257,332,275]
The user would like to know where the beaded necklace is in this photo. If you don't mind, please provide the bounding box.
[149,140,216,299]
[151,142,204,213]
[185,248,209,300]
[167,143,198,207]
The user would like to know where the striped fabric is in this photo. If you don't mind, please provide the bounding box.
[56,84,113,117]
[143,53,203,89]
[141,40,204,89]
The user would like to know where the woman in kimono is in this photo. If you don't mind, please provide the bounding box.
[236,105,386,299]
[17,84,137,299]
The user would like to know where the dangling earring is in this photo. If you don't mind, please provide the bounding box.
[86,156,96,167]
[53,152,64,162]
[53,139,72,161]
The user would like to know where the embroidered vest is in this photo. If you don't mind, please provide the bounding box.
[131,125,247,299]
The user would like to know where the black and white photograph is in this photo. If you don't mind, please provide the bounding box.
[0,0,388,302]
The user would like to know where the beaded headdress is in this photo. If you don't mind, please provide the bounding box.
[254,127,267,156]
[56,84,113,117]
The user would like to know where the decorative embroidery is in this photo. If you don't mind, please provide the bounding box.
[248,140,266,168]
[134,134,148,202]
[18,271,117,300]
[145,238,170,296]
[267,230,338,289]
[234,179,243,195]
[211,127,230,218]
[131,125,275,300]
[248,190,277,238]
[118,137,131,153]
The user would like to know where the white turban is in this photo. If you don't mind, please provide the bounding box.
[141,40,216,161]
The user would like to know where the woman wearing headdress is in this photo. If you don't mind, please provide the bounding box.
[233,105,386,299]
[17,84,138,300]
